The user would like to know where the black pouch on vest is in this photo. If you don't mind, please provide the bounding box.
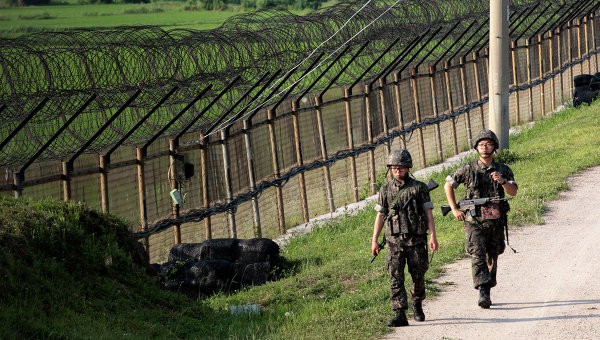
[390,215,400,236]
[399,212,411,234]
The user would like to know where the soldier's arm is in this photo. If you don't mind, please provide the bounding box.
[424,206,438,251]
[371,212,386,256]
[444,180,465,221]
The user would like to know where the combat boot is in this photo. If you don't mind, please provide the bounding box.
[387,309,409,327]
[412,300,425,321]
[478,285,491,309]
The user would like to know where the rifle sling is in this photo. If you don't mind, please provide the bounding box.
[505,223,517,253]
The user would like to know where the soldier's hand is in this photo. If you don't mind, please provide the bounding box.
[490,170,506,185]
[452,208,465,221]
[429,234,439,252]
[371,240,380,256]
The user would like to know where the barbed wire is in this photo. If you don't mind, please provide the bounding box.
[0,0,585,167]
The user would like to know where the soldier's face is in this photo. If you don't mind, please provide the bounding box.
[476,139,496,158]
[390,166,409,180]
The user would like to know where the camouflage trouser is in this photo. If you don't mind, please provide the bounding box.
[387,242,429,310]
[464,219,506,289]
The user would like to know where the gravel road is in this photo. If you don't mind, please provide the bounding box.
[384,165,600,340]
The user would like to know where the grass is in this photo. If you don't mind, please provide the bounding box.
[0,1,334,37]
[1,100,599,338]
[0,2,245,37]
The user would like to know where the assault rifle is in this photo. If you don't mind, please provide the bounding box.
[370,178,439,263]
[440,196,509,217]
[441,196,517,253]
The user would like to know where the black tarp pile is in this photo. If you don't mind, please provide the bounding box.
[154,238,280,297]
[573,73,600,107]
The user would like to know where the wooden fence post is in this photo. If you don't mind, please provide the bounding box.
[291,100,309,223]
[458,57,473,147]
[443,61,459,155]
[267,108,286,233]
[583,16,591,75]
[511,41,522,124]
[549,30,556,112]
[219,129,237,238]
[410,67,426,168]
[314,95,334,213]
[538,34,546,116]
[199,133,212,239]
[393,73,408,150]
[168,139,181,243]
[567,22,574,97]
[525,38,534,121]
[364,84,377,196]
[428,64,444,162]
[99,155,109,213]
[12,172,22,198]
[377,78,391,155]
[62,161,71,201]
[591,14,599,72]
[556,27,565,104]
[343,87,359,202]
[472,52,486,127]
[134,148,150,253]
[136,147,149,249]
[243,118,262,237]
[576,18,583,76]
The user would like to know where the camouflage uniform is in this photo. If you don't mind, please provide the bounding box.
[375,176,433,311]
[445,159,516,289]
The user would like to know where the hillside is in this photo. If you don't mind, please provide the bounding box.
[0,198,211,338]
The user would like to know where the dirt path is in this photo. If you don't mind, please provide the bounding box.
[384,165,600,340]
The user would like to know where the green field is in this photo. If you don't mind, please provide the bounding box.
[0,2,245,37]
[0,0,330,37]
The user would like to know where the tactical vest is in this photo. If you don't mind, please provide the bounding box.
[387,181,428,237]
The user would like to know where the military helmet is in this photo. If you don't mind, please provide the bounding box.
[387,149,413,168]
[472,129,499,150]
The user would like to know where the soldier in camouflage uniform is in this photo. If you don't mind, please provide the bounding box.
[371,149,438,327]
[443,129,518,308]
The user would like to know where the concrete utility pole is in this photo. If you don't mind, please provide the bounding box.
[488,0,510,150]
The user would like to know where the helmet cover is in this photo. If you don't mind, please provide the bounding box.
[387,149,413,168]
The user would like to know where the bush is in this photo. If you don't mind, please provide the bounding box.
[0,197,148,276]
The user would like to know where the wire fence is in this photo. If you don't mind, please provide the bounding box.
[1,0,599,262]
